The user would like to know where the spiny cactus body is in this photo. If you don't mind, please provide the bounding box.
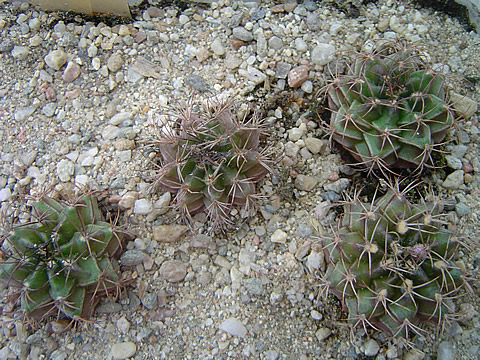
[319,185,465,342]
[155,97,274,230]
[0,196,124,322]
[323,41,454,176]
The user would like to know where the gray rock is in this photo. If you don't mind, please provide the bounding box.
[307,251,324,271]
[305,137,324,154]
[14,107,35,121]
[268,36,283,50]
[141,292,158,310]
[306,13,321,31]
[294,4,308,16]
[271,229,288,243]
[450,144,468,158]
[295,223,313,238]
[275,62,292,79]
[315,327,331,341]
[56,159,74,182]
[441,170,464,190]
[304,0,318,11]
[0,40,14,53]
[107,53,124,72]
[102,125,121,140]
[211,38,225,56]
[450,92,477,119]
[455,202,470,217]
[186,74,209,91]
[311,44,336,65]
[127,66,144,83]
[324,178,350,194]
[160,260,187,282]
[109,111,133,126]
[445,155,463,170]
[255,28,267,57]
[239,66,266,85]
[49,349,67,360]
[42,103,57,117]
[0,188,12,202]
[244,278,263,295]
[232,26,253,42]
[219,318,248,337]
[11,46,29,60]
[295,38,308,52]
[111,342,136,360]
[295,175,318,191]
[116,316,130,333]
[284,141,299,158]
[251,8,266,21]
[45,49,67,70]
[437,341,455,360]
[120,250,147,266]
[363,339,380,357]
[134,199,153,214]
[96,301,123,313]
[28,18,41,31]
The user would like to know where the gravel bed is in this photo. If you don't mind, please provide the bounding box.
[0,0,480,359]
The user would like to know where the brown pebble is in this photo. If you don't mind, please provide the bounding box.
[283,2,297,12]
[114,138,135,151]
[135,31,147,43]
[288,65,309,88]
[328,172,340,181]
[63,61,81,83]
[159,260,187,282]
[147,6,164,18]
[463,162,474,173]
[153,224,189,243]
[65,88,82,99]
[271,4,285,12]
[232,40,247,50]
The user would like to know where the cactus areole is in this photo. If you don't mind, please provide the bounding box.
[325,42,454,175]
[156,98,274,230]
[0,196,124,322]
[320,187,465,341]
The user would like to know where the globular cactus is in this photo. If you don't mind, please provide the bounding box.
[318,184,466,344]
[0,195,124,323]
[322,41,455,176]
[155,97,274,231]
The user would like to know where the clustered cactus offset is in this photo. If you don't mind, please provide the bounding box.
[319,184,466,344]
[155,97,274,230]
[0,195,124,323]
[323,41,455,176]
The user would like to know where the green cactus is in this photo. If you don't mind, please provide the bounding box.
[0,195,125,323]
[155,97,274,230]
[322,41,455,176]
[317,184,466,344]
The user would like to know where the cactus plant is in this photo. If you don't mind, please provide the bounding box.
[317,183,466,344]
[0,195,125,323]
[154,97,274,231]
[322,41,455,176]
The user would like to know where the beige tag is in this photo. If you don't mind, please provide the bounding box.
[31,0,131,18]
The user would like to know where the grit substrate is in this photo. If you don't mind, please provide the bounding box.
[0,0,480,359]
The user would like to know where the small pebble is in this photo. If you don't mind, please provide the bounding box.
[159,260,187,282]
[44,49,67,70]
[271,229,288,244]
[111,342,136,360]
[219,318,248,337]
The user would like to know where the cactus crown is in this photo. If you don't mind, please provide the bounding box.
[0,195,124,324]
[322,41,455,177]
[155,97,274,231]
[318,183,466,345]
